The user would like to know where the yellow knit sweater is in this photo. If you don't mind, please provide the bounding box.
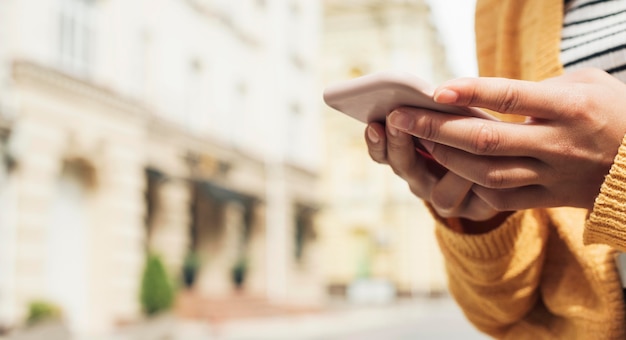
[434,0,626,338]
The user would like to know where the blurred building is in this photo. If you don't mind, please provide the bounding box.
[0,0,323,336]
[319,0,452,300]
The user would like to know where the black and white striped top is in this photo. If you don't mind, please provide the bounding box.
[561,0,626,82]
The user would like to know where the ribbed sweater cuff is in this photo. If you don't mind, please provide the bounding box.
[585,135,626,251]
[435,211,526,260]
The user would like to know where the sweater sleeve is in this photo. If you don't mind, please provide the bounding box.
[585,135,626,252]
[435,209,549,338]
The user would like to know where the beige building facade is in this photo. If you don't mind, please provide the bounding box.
[0,0,324,337]
[320,0,452,298]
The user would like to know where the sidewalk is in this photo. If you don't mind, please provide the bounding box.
[113,297,488,340]
[2,297,489,339]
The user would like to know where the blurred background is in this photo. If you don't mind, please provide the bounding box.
[0,0,488,339]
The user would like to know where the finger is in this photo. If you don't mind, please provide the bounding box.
[430,172,473,214]
[387,107,551,157]
[427,143,549,189]
[365,123,388,164]
[429,172,500,221]
[432,189,499,221]
[433,77,569,120]
[406,173,438,201]
[385,117,423,178]
[472,185,554,211]
[457,193,501,221]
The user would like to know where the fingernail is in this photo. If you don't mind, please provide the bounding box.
[367,126,380,143]
[388,126,399,137]
[420,140,435,153]
[433,88,459,104]
[388,111,411,130]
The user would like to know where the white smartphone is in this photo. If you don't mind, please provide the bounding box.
[323,71,496,123]
[323,71,496,177]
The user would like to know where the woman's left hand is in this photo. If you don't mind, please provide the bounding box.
[387,68,626,210]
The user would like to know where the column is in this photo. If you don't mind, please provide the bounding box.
[149,178,192,278]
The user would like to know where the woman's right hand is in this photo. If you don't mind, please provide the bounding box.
[365,116,501,222]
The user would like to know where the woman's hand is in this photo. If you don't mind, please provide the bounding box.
[365,120,500,222]
[386,68,626,210]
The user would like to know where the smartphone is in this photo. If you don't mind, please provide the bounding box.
[323,71,496,177]
[323,71,496,123]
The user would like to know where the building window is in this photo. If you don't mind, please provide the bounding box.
[294,206,315,263]
[58,0,95,76]
[184,58,204,132]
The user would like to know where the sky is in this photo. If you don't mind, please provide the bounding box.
[425,0,479,77]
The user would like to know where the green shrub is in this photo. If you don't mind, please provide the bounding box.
[26,300,61,326]
[140,253,174,317]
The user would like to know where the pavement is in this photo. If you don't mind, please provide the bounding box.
[116,297,490,340]
[2,297,491,340]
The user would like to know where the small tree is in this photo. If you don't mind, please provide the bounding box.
[26,300,62,326]
[140,253,174,317]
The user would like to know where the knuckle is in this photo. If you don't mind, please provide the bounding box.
[367,149,387,164]
[497,84,520,113]
[386,139,408,153]
[481,168,506,188]
[389,159,413,179]
[471,123,501,155]
[569,92,598,120]
[430,190,457,212]
[415,114,439,141]
[385,133,412,153]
